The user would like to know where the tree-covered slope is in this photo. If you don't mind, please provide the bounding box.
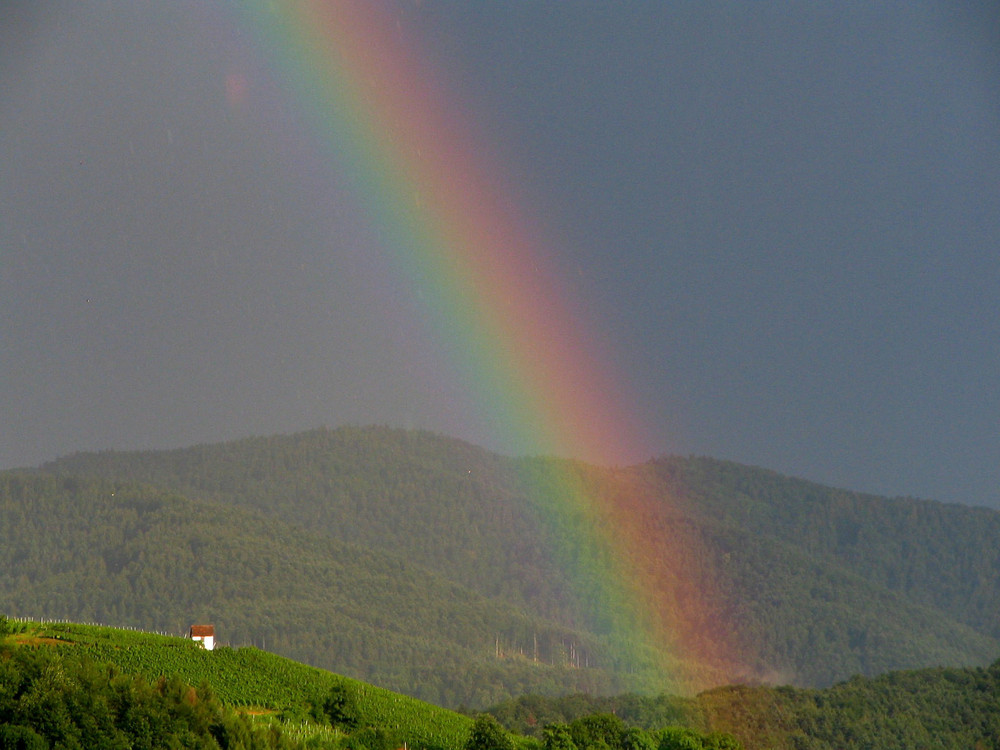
[486,660,1000,750]
[666,515,997,686]
[28,427,1000,698]
[646,456,1000,639]
[41,428,563,616]
[0,472,647,707]
[698,660,1000,750]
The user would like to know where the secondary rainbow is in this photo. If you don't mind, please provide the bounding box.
[232,0,734,690]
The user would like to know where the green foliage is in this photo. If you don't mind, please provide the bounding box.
[486,660,1000,750]
[657,727,711,750]
[0,723,48,750]
[568,713,625,750]
[6,426,1000,706]
[542,724,577,750]
[0,643,284,749]
[342,725,402,750]
[489,694,695,739]
[621,727,656,750]
[0,469,633,707]
[23,617,1000,750]
[466,715,516,750]
[700,734,741,750]
[321,684,360,730]
[506,662,1000,750]
[6,621,473,750]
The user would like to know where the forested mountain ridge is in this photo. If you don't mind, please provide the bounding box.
[40,427,1000,633]
[42,428,553,614]
[647,455,1000,639]
[0,472,639,707]
[13,426,1000,703]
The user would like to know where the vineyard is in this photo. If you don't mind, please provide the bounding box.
[7,620,474,750]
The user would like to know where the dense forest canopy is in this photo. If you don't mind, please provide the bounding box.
[2,426,998,707]
[486,658,1000,750]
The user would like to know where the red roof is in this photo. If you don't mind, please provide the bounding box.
[189,625,215,637]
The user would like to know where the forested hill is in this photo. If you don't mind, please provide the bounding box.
[645,455,1000,641]
[0,471,637,708]
[12,426,1000,704]
[485,659,1000,750]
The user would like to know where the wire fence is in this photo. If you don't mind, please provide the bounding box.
[5,615,178,638]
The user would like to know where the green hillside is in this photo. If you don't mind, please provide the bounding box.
[664,512,997,685]
[0,619,737,750]
[40,428,571,619]
[486,659,1000,750]
[646,456,1000,639]
[0,618,472,749]
[10,426,1000,704]
[0,472,649,707]
[4,619,998,750]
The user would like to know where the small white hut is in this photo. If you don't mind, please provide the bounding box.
[188,624,215,650]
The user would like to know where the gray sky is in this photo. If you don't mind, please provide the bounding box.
[2,2,999,507]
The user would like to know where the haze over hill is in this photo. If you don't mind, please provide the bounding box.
[5,426,998,708]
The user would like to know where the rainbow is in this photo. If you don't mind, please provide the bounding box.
[231,0,737,691]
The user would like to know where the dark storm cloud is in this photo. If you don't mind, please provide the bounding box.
[407,3,1000,506]
[1,2,998,507]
